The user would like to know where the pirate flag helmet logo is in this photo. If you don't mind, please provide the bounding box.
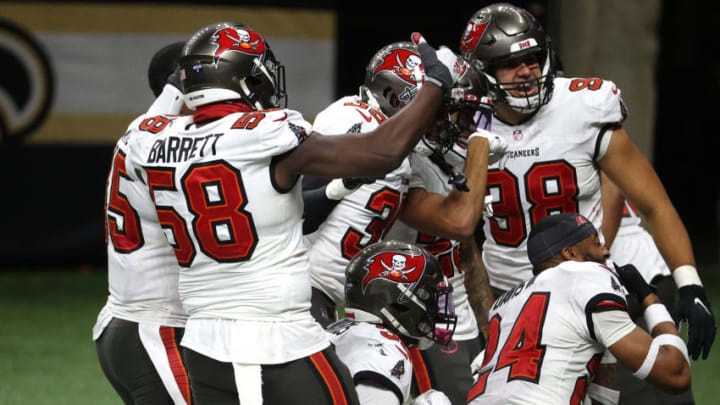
[211,27,266,66]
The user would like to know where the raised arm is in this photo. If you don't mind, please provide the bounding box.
[274,34,451,188]
[401,136,491,239]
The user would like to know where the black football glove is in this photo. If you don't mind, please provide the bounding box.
[676,285,716,360]
[411,32,452,93]
[613,262,655,302]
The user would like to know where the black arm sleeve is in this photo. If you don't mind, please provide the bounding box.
[302,176,339,235]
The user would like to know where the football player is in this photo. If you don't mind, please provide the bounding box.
[460,2,715,361]
[305,41,420,328]
[122,22,452,405]
[383,60,510,405]
[467,213,690,405]
[327,240,456,405]
[93,41,192,405]
[601,177,696,404]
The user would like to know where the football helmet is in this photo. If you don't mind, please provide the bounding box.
[344,240,457,349]
[459,3,554,114]
[179,22,286,110]
[360,41,423,117]
[416,61,493,174]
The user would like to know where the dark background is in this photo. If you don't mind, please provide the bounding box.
[0,0,717,271]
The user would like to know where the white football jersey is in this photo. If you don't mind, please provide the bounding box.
[610,201,670,282]
[386,153,479,341]
[308,95,411,304]
[468,260,634,405]
[124,107,329,364]
[93,86,187,340]
[482,77,627,291]
[328,319,413,404]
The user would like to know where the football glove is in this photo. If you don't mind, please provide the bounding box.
[411,33,452,93]
[468,129,509,169]
[613,263,655,302]
[676,284,716,360]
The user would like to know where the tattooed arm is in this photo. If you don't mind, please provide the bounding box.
[459,236,493,340]
[587,360,620,405]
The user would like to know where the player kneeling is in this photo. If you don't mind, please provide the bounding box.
[467,213,690,405]
[327,241,456,405]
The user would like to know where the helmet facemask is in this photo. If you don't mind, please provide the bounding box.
[248,47,287,109]
[380,277,457,350]
[484,48,553,114]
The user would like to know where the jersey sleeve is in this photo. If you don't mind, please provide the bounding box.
[312,98,379,136]
[121,116,152,183]
[145,84,185,116]
[591,309,637,348]
[584,79,627,161]
[257,109,312,156]
[568,262,630,343]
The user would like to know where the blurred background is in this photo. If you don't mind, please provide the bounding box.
[0,0,718,403]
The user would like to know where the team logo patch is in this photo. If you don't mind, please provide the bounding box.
[391,360,405,378]
[346,122,363,134]
[288,121,309,143]
[460,20,489,55]
[361,251,426,291]
[211,27,265,66]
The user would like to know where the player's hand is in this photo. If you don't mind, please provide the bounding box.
[411,32,452,93]
[468,129,509,169]
[410,389,452,405]
[676,285,716,360]
[613,262,654,302]
[435,45,462,84]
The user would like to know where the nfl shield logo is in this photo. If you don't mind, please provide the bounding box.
[513,130,523,141]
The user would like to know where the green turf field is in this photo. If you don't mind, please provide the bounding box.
[1,268,718,404]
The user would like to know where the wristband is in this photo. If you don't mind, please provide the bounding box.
[672,265,702,288]
[643,303,674,332]
[468,129,493,141]
[324,178,355,200]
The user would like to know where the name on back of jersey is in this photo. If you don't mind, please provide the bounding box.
[492,276,537,311]
[147,133,223,164]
